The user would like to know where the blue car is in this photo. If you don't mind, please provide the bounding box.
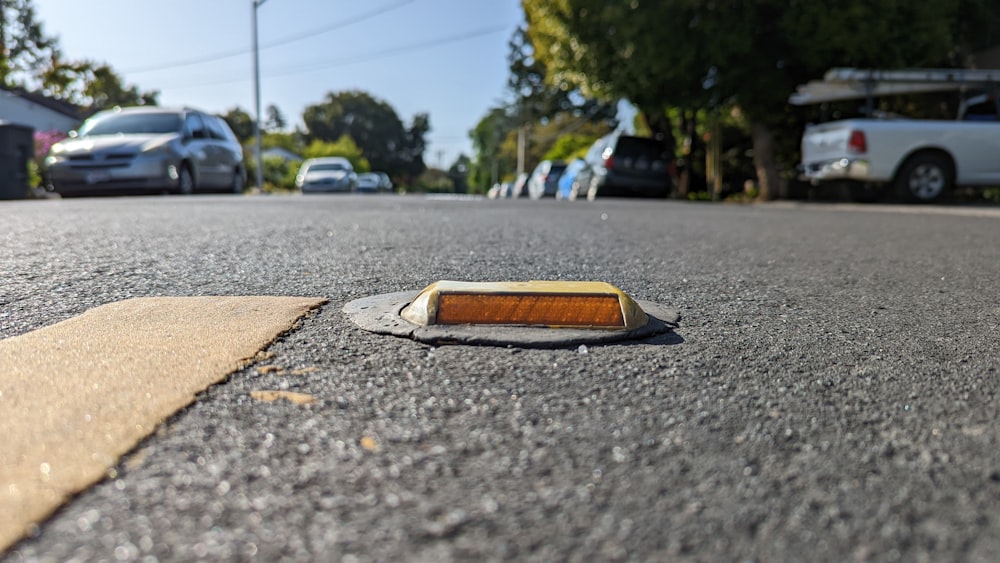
[557,158,587,200]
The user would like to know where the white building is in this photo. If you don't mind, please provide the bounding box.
[0,88,81,133]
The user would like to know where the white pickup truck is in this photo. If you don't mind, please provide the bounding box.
[799,94,1000,203]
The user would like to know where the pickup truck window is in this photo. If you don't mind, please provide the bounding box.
[962,96,999,121]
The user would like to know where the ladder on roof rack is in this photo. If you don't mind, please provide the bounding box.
[789,67,1000,107]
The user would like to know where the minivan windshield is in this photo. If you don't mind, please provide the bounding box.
[78,112,183,137]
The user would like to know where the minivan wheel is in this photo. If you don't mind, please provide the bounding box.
[177,165,195,195]
[231,169,244,194]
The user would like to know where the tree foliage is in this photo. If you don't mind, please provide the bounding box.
[41,58,158,113]
[1,0,156,117]
[468,106,516,189]
[265,103,286,132]
[302,90,427,179]
[303,136,369,172]
[507,25,616,125]
[522,0,704,139]
[221,107,256,143]
[0,0,55,88]
[467,23,617,191]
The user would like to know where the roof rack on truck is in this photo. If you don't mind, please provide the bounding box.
[790,67,1000,106]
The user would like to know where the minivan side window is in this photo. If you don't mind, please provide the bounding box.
[206,116,238,142]
[184,114,208,139]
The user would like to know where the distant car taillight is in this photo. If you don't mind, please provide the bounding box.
[848,130,867,153]
[604,156,615,170]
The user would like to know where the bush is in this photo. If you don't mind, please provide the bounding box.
[32,130,68,189]
[262,155,299,192]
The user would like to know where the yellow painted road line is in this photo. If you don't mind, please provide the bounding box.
[0,296,326,553]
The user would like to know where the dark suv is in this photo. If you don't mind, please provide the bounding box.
[44,106,245,197]
[574,133,674,200]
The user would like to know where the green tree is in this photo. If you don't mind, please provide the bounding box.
[952,0,1000,61]
[221,107,256,143]
[507,25,616,125]
[303,136,369,173]
[40,54,158,113]
[469,107,516,190]
[399,112,429,183]
[302,90,426,179]
[542,129,602,161]
[0,0,56,88]
[467,24,616,192]
[1,2,153,112]
[264,103,286,132]
[448,154,471,194]
[506,110,611,175]
[261,131,303,155]
[523,0,705,140]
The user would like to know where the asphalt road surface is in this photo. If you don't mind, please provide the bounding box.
[2,194,999,562]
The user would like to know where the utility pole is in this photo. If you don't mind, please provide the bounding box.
[252,0,269,191]
[516,127,525,176]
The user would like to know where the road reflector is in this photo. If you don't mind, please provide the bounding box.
[400,281,649,330]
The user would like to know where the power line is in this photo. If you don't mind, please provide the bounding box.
[268,24,511,78]
[163,24,514,91]
[120,0,415,75]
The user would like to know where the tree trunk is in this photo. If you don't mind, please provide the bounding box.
[676,109,692,198]
[750,121,782,200]
[643,109,679,199]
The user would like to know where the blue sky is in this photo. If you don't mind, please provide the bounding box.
[33,0,526,168]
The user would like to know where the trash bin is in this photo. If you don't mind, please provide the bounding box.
[0,123,35,200]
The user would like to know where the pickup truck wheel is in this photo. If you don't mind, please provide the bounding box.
[894,154,952,203]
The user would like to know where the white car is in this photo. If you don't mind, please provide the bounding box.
[375,172,393,191]
[356,172,381,193]
[296,157,357,193]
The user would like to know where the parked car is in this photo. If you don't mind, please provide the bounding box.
[574,133,675,200]
[356,172,381,192]
[799,90,1000,203]
[295,157,357,193]
[488,181,514,199]
[510,173,530,198]
[557,158,587,200]
[43,106,245,197]
[526,160,567,199]
[374,172,393,191]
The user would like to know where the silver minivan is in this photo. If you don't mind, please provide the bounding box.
[44,106,245,197]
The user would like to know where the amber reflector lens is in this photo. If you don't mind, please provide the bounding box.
[435,293,624,327]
